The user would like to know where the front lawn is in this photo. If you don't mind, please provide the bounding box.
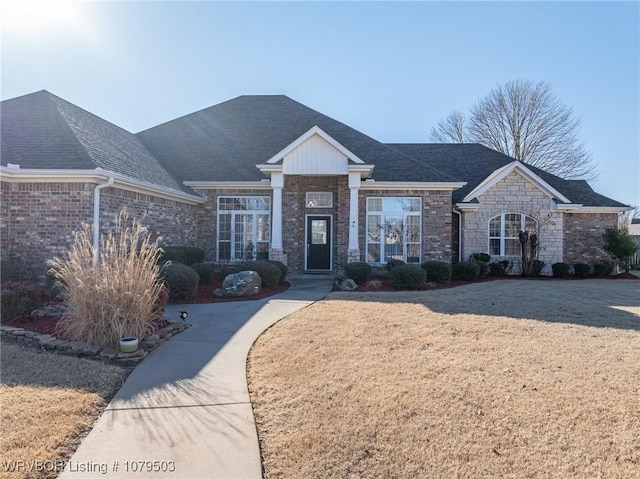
[247,279,640,478]
[0,343,128,479]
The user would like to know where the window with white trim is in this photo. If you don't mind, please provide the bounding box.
[217,197,270,261]
[366,197,421,264]
[306,192,333,208]
[489,213,537,256]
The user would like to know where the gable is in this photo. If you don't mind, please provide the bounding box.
[282,133,349,175]
[463,161,570,204]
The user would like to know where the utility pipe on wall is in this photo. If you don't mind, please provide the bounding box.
[93,176,114,265]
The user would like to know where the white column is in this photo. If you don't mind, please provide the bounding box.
[348,171,360,254]
[271,171,283,250]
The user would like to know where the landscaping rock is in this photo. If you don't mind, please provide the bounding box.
[220,270,262,297]
[338,278,358,291]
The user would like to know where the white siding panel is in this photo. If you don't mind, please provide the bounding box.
[282,134,349,175]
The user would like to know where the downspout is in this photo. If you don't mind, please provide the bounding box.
[453,209,462,263]
[93,176,115,265]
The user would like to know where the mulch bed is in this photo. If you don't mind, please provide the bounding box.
[3,280,290,338]
[339,272,639,292]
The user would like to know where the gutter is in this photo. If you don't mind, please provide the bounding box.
[93,176,114,265]
[453,209,462,263]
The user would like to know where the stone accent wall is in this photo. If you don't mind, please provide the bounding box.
[563,212,618,264]
[281,176,349,273]
[357,189,453,264]
[194,188,273,262]
[461,170,564,271]
[0,181,198,281]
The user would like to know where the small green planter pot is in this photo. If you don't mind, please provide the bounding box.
[119,336,139,353]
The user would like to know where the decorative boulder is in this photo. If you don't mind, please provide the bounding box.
[217,270,262,297]
[338,278,358,291]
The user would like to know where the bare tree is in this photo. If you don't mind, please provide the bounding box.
[430,80,597,180]
[430,110,469,143]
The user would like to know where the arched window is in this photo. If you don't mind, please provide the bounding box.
[489,213,537,256]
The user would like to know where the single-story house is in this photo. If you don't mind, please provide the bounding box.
[0,90,631,280]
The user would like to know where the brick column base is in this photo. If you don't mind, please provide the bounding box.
[347,249,361,263]
[269,248,288,266]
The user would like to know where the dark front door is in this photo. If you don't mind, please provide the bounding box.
[306,216,331,270]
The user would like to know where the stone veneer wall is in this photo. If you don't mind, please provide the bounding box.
[281,176,349,273]
[194,187,273,262]
[1,182,198,281]
[461,170,564,271]
[357,189,453,264]
[563,212,618,264]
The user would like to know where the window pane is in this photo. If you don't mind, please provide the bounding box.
[384,216,403,247]
[256,242,269,260]
[406,215,420,242]
[367,243,380,263]
[257,214,270,241]
[311,219,327,245]
[505,238,520,256]
[367,215,381,242]
[306,192,333,208]
[406,244,420,264]
[368,198,382,212]
[490,239,501,256]
[489,217,501,237]
[218,214,231,241]
[218,241,230,260]
[505,214,521,238]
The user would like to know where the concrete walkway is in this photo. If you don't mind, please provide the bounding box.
[60,275,334,479]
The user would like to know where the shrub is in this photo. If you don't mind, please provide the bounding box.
[238,260,281,288]
[385,259,405,272]
[343,262,373,285]
[474,260,489,277]
[531,260,545,277]
[552,262,570,278]
[191,262,214,285]
[470,252,491,263]
[47,209,165,349]
[421,261,452,283]
[488,262,506,276]
[452,261,481,281]
[268,260,288,282]
[602,227,636,272]
[0,282,49,323]
[390,264,426,290]
[593,261,614,277]
[573,262,591,278]
[220,262,242,278]
[162,263,200,300]
[159,246,206,265]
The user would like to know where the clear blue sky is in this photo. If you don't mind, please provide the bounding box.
[2,1,638,209]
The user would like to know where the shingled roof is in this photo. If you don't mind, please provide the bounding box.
[136,95,455,183]
[0,90,194,196]
[387,143,628,208]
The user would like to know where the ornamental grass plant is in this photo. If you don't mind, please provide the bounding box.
[47,210,165,349]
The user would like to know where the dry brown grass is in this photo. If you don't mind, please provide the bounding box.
[0,343,128,479]
[247,279,640,479]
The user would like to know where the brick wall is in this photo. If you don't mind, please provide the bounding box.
[563,212,618,264]
[1,182,199,281]
[357,189,453,264]
[282,176,348,273]
[1,182,94,280]
[462,170,563,271]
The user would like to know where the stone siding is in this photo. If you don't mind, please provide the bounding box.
[563,212,618,264]
[461,171,564,272]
